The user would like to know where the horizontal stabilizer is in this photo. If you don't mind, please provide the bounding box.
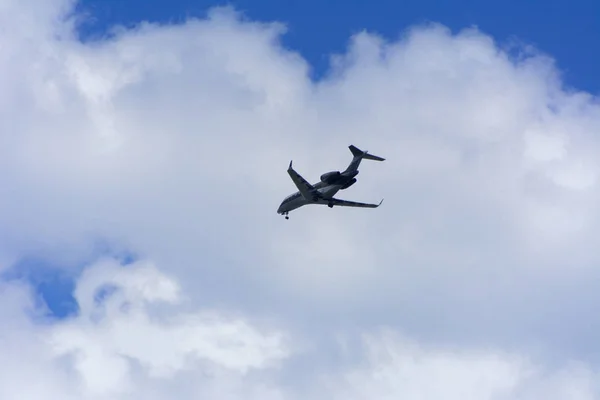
[349,145,385,161]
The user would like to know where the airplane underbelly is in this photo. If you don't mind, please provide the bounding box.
[289,197,308,210]
[320,185,340,198]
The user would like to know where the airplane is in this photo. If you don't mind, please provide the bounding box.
[277,145,385,219]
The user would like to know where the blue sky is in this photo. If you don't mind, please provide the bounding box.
[76,0,600,93]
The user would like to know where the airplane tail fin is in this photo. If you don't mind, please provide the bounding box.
[344,145,385,173]
[349,145,385,161]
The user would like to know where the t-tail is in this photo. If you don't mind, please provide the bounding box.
[345,145,385,172]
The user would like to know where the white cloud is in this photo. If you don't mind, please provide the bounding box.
[322,330,600,400]
[3,263,600,400]
[48,259,290,398]
[2,0,600,398]
[0,259,291,399]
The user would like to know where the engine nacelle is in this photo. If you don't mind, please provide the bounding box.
[320,171,341,184]
[341,178,357,189]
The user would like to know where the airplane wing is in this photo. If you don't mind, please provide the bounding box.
[287,160,320,200]
[327,197,384,208]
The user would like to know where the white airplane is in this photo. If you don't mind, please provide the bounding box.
[277,145,385,219]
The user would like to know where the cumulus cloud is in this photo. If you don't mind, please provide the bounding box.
[3,263,600,400]
[1,258,290,399]
[50,259,290,398]
[2,0,600,398]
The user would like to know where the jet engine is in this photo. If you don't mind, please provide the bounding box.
[320,171,341,184]
[341,177,357,189]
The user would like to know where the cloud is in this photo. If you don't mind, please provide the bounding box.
[49,258,290,398]
[322,330,600,400]
[1,258,290,399]
[2,0,600,398]
[0,272,598,400]
[3,261,600,400]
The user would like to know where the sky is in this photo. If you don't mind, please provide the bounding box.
[73,0,600,92]
[3,0,600,398]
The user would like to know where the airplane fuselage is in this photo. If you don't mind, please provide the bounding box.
[277,170,358,214]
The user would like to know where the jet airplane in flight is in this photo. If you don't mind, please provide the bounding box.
[277,145,384,219]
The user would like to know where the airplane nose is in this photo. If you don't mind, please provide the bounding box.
[277,200,288,214]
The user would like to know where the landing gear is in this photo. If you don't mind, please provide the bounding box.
[284,212,289,220]
[328,202,333,208]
